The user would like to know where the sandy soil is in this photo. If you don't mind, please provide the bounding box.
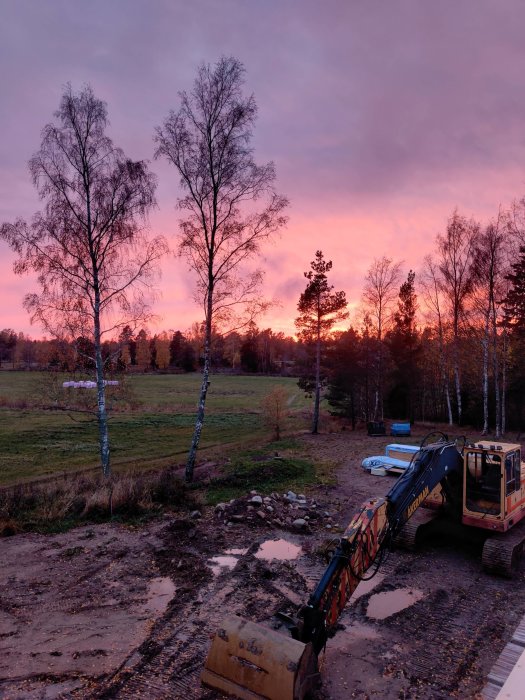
[1,425,525,700]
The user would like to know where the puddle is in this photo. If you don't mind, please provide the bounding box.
[254,539,302,561]
[141,577,176,616]
[208,548,248,576]
[208,555,241,576]
[350,573,385,601]
[366,588,424,620]
[328,621,380,650]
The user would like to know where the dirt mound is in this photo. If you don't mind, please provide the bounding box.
[214,489,338,533]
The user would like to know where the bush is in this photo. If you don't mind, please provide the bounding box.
[261,386,289,441]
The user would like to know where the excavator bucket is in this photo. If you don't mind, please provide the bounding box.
[201,615,318,700]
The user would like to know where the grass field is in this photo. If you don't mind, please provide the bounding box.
[0,372,312,486]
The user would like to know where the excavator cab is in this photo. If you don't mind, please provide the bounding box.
[463,442,524,531]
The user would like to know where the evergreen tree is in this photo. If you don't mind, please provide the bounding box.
[386,270,422,421]
[503,246,525,331]
[240,323,259,372]
[295,251,348,434]
[326,328,363,429]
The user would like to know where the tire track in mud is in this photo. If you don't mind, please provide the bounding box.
[102,547,398,700]
[377,570,514,698]
[397,591,493,694]
[87,543,319,699]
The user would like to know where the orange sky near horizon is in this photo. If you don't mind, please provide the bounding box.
[3,2,525,340]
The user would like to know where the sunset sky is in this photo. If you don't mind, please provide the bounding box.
[2,1,525,338]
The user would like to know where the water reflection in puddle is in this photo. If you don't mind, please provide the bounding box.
[142,577,176,616]
[255,539,302,561]
[208,548,249,576]
[328,621,380,650]
[366,588,424,620]
[350,573,385,601]
[208,555,241,576]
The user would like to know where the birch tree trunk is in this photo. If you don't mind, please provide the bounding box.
[482,311,490,435]
[453,340,462,424]
[94,309,111,478]
[186,294,213,480]
[492,303,501,438]
[501,327,507,435]
[438,321,453,425]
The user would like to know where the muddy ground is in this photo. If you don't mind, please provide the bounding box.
[1,426,525,700]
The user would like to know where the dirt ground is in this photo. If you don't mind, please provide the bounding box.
[2,426,525,700]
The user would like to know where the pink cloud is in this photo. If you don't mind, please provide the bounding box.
[3,2,525,338]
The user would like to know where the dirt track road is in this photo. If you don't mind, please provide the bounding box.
[1,427,525,699]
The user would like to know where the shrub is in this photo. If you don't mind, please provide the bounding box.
[261,386,289,441]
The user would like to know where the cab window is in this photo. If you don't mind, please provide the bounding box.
[505,450,520,495]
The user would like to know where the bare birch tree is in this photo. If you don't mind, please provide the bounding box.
[436,210,478,424]
[420,257,453,425]
[155,56,288,481]
[1,84,167,477]
[362,256,402,420]
[472,215,508,436]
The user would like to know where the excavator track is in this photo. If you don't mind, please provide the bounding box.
[482,518,525,577]
[393,508,440,550]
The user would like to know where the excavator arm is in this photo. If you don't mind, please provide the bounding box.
[298,439,463,653]
[298,497,390,654]
[202,438,463,700]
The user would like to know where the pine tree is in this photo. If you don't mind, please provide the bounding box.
[295,251,348,434]
[325,328,363,429]
[504,246,525,330]
[387,270,422,421]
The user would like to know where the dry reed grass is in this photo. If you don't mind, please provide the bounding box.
[0,467,188,535]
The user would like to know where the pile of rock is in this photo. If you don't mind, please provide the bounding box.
[214,490,339,533]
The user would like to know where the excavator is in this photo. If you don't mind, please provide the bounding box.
[202,433,525,700]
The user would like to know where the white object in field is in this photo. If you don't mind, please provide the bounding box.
[62,380,119,389]
[362,456,412,472]
[371,467,387,476]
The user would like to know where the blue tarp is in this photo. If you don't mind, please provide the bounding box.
[391,422,411,436]
[362,443,419,474]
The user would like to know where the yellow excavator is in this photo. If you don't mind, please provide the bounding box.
[202,434,525,700]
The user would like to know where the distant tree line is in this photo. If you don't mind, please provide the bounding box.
[7,195,525,437]
[0,324,297,375]
[305,206,525,435]
[6,199,525,436]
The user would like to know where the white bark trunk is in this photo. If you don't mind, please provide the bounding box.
[492,304,501,439]
[453,351,462,423]
[438,319,453,425]
[94,297,111,478]
[501,327,507,436]
[186,294,213,481]
[482,312,490,435]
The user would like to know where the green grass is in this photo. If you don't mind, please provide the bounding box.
[205,451,316,504]
[0,372,311,486]
[204,437,336,503]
